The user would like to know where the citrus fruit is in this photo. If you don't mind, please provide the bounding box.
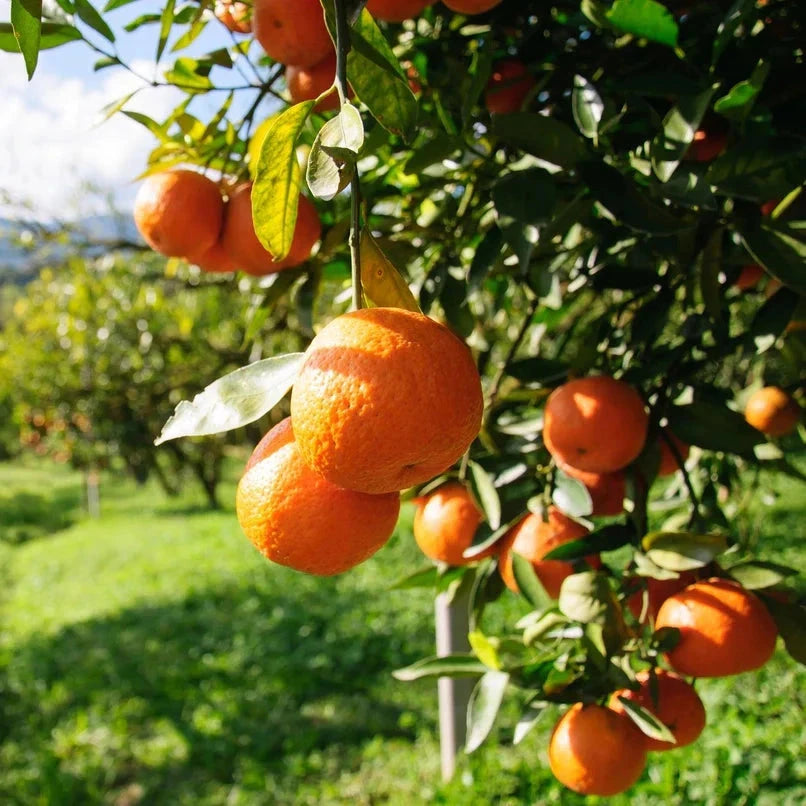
[684,117,728,162]
[610,669,706,752]
[443,0,503,13]
[192,239,238,274]
[214,0,252,33]
[557,460,625,516]
[253,0,333,68]
[655,577,778,677]
[133,169,224,260]
[367,0,434,21]
[744,386,800,437]
[497,506,595,598]
[657,431,689,477]
[236,418,400,575]
[548,703,647,796]
[286,53,339,112]
[413,482,494,565]
[290,307,484,494]
[220,183,321,275]
[543,375,649,473]
[484,59,535,115]
[734,263,764,291]
[627,571,699,625]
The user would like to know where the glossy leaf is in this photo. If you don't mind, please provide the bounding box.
[491,113,587,168]
[759,597,806,666]
[726,561,798,590]
[739,223,806,296]
[606,0,678,47]
[747,286,799,353]
[156,0,175,62]
[468,630,502,671]
[465,670,509,753]
[512,553,552,610]
[307,103,364,201]
[667,401,764,456]
[552,470,593,519]
[359,231,420,312]
[0,20,79,53]
[10,0,42,79]
[714,60,769,121]
[469,461,501,531]
[543,524,635,562]
[616,695,676,745]
[73,0,114,42]
[513,700,547,745]
[392,654,488,682]
[558,571,613,624]
[643,531,728,571]
[572,74,603,140]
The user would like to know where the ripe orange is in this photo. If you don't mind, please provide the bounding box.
[413,482,494,565]
[549,703,647,796]
[484,59,535,115]
[557,461,625,516]
[236,418,400,575]
[498,507,596,598]
[286,53,339,113]
[627,571,698,625]
[253,0,333,68]
[220,183,321,275]
[734,263,764,291]
[133,170,224,260]
[655,578,778,677]
[657,431,689,477]
[214,0,252,33]
[684,117,728,162]
[367,0,434,21]
[760,198,779,217]
[291,308,483,494]
[744,386,800,437]
[443,0,503,13]
[610,670,706,752]
[192,239,238,274]
[543,376,649,473]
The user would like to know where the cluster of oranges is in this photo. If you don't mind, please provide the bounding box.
[236,306,484,574]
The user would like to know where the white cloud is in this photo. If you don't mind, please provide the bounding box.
[0,52,181,221]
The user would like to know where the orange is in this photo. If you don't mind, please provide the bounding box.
[557,460,625,516]
[413,482,495,565]
[684,116,728,162]
[286,53,339,113]
[627,571,698,625]
[548,703,647,796]
[443,0,503,13]
[290,307,483,495]
[744,386,800,437]
[657,431,689,477]
[497,507,595,598]
[734,263,764,291]
[610,670,706,751]
[253,0,333,68]
[655,578,778,677]
[192,239,238,274]
[220,183,321,275]
[484,59,535,115]
[236,418,400,575]
[367,0,434,21]
[133,170,224,260]
[543,376,649,473]
[214,0,252,33]
[760,198,779,217]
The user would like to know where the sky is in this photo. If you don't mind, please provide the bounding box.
[0,0,265,221]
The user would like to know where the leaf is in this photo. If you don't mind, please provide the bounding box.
[739,223,806,296]
[392,654,488,682]
[616,696,676,745]
[506,357,568,386]
[491,113,587,168]
[712,0,757,66]
[73,0,114,42]
[523,611,568,645]
[543,524,635,561]
[156,0,175,62]
[759,597,806,666]
[666,401,764,456]
[10,0,43,79]
[558,571,613,624]
[253,101,314,261]
[154,353,304,445]
[552,470,593,519]
[492,168,557,225]
[699,228,723,323]
[307,102,364,201]
[513,700,547,745]
[469,461,501,531]
[0,20,78,53]
[465,670,509,754]
[746,286,799,353]
[572,74,604,141]
[359,231,420,312]
[642,531,728,571]
[163,57,214,93]
[389,564,440,590]
[512,553,552,610]
[606,0,678,47]
[468,630,502,671]
[726,561,798,590]
[714,60,769,121]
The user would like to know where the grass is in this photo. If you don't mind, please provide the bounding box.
[0,457,804,805]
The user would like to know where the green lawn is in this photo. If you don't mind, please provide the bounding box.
[0,458,804,805]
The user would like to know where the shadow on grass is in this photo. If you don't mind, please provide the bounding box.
[0,485,84,545]
[0,576,431,804]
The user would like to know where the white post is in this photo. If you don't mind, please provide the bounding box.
[435,588,473,782]
[85,467,101,518]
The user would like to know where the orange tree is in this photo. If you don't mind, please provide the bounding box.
[5,0,805,794]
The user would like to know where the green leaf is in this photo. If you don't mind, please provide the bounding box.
[468,630,502,671]
[0,20,79,52]
[392,654,488,682]
[103,0,139,9]
[522,611,568,645]
[699,228,723,323]
[572,74,603,141]
[469,461,501,531]
[492,168,556,225]
[726,561,798,590]
[121,110,170,142]
[666,401,764,456]
[739,223,806,296]
[759,597,806,666]
[253,101,314,261]
[154,353,304,445]
[543,524,635,562]
[512,552,552,610]
[714,60,769,121]
[73,0,114,42]
[465,670,509,754]
[552,469,593,519]
[513,700,548,745]
[642,531,728,571]
[10,0,43,79]
[163,57,213,93]
[746,286,799,353]
[306,103,364,201]
[506,357,568,386]
[390,564,440,590]
[491,113,587,168]
[156,0,175,62]
[712,0,756,66]
[616,695,676,745]
[462,44,494,126]
[558,571,613,624]
[171,11,206,52]
[606,0,678,47]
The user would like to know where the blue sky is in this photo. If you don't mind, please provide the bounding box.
[1,0,275,220]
